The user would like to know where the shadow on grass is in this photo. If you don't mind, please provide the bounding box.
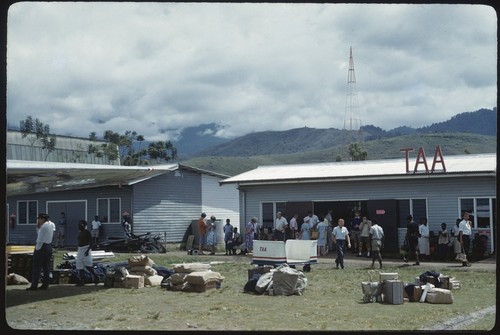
[5,285,110,308]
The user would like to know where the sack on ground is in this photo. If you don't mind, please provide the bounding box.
[426,288,454,304]
[272,265,299,296]
[128,255,155,267]
[145,274,164,287]
[172,262,211,273]
[255,271,274,294]
[185,270,224,286]
[130,265,157,276]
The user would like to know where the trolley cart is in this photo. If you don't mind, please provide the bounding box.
[252,239,317,272]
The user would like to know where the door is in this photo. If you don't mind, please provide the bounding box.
[48,201,87,247]
[366,200,399,253]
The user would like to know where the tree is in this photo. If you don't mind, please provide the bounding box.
[19,115,57,161]
[348,142,367,161]
[88,132,119,163]
[89,130,177,165]
[148,140,177,163]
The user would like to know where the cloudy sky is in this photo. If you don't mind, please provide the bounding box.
[6,2,497,141]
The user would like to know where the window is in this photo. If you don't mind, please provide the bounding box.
[17,200,38,225]
[460,197,496,228]
[97,198,121,223]
[397,199,428,228]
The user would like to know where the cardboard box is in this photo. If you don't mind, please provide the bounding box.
[125,275,144,289]
[379,272,398,282]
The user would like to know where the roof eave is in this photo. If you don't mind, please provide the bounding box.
[221,171,496,187]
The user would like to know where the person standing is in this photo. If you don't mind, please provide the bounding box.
[316,216,329,256]
[26,213,54,291]
[458,212,472,267]
[304,211,319,229]
[223,219,234,255]
[300,217,311,240]
[75,220,99,286]
[418,217,430,261]
[405,215,420,265]
[253,217,261,241]
[332,218,351,269]
[206,215,217,255]
[274,211,287,241]
[90,215,101,246]
[369,219,384,269]
[358,216,372,257]
[288,214,299,239]
[246,217,258,254]
[325,209,334,252]
[437,222,450,261]
[197,213,208,255]
[450,218,461,260]
[350,211,362,254]
[55,212,67,248]
[122,214,131,238]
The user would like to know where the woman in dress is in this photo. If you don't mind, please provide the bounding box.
[246,217,257,254]
[300,218,311,240]
[418,217,430,261]
[316,217,329,256]
[206,215,217,255]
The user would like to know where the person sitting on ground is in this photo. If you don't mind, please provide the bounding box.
[227,227,242,255]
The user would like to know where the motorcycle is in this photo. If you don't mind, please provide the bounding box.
[96,232,166,254]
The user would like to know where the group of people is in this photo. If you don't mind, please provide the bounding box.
[404,212,473,267]
[26,213,100,291]
[270,210,386,270]
[197,213,219,255]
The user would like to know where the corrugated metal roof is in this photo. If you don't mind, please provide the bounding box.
[6,160,231,196]
[220,153,496,185]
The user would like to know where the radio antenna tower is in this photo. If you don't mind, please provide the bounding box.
[340,46,363,161]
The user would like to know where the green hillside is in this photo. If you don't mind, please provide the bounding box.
[181,132,496,176]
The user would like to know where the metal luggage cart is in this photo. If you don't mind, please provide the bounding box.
[252,239,317,272]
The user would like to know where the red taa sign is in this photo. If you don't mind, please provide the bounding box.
[400,146,446,174]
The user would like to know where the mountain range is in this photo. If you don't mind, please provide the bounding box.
[177,108,497,176]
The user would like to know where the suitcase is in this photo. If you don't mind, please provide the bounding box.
[383,280,404,304]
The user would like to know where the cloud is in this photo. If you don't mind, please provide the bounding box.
[6,2,497,142]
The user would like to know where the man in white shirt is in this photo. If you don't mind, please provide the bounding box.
[274,211,288,241]
[304,211,319,229]
[289,214,299,239]
[458,212,472,267]
[26,213,54,291]
[91,215,102,246]
[369,219,385,269]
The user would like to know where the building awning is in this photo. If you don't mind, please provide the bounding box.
[6,160,177,196]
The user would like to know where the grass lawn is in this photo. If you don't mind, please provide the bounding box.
[5,249,496,331]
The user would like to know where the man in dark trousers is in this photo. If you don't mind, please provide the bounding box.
[76,220,99,286]
[26,213,54,291]
[405,215,420,265]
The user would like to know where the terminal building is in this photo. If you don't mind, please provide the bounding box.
[221,149,496,255]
